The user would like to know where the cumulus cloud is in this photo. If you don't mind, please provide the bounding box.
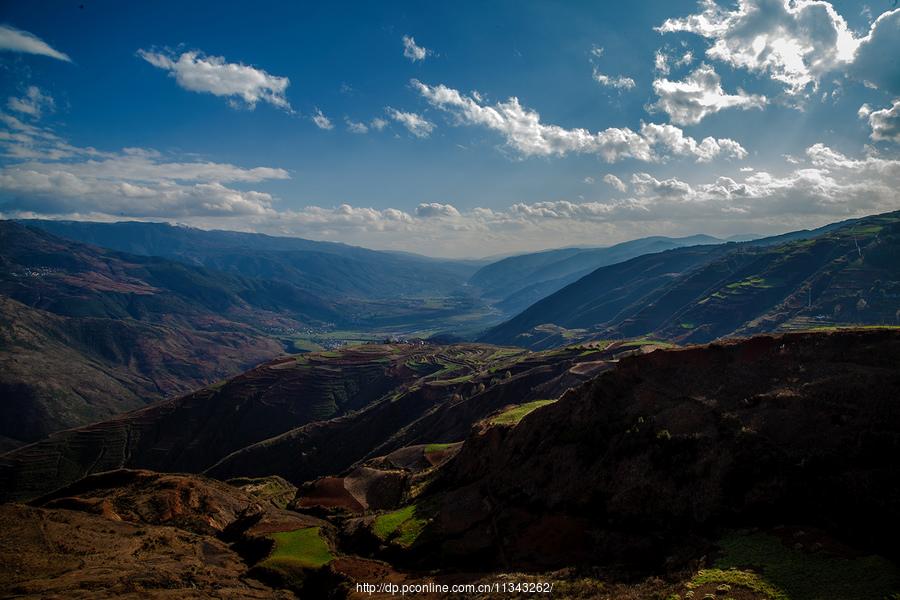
[412,79,746,162]
[657,0,863,94]
[592,69,636,90]
[859,100,900,143]
[402,35,428,62]
[370,117,388,131]
[603,173,627,192]
[415,202,461,217]
[654,48,695,76]
[2,121,897,255]
[651,63,766,125]
[345,118,368,134]
[0,116,289,219]
[0,24,70,62]
[311,108,333,130]
[0,112,105,161]
[7,86,55,119]
[137,49,291,110]
[851,9,900,94]
[386,107,435,138]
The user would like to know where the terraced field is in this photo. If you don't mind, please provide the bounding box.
[0,341,628,502]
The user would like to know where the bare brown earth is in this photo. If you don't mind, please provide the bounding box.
[1,331,900,598]
[0,296,282,450]
[0,221,334,448]
[0,470,319,599]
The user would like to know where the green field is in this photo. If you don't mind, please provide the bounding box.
[373,505,429,547]
[682,531,900,600]
[259,527,334,570]
[489,399,557,426]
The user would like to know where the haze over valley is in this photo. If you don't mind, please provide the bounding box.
[2,1,900,598]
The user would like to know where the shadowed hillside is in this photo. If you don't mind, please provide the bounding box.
[2,330,899,599]
[468,235,724,316]
[481,211,900,349]
[0,222,333,446]
[0,341,634,502]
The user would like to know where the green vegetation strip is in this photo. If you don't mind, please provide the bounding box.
[489,399,556,426]
[689,532,900,600]
[373,505,428,548]
[424,443,457,454]
[260,527,334,570]
[687,569,787,600]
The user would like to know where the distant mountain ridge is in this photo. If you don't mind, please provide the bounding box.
[480,211,900,348]
[468,235,725,316]
[23,220,478,299]
[0,221,342,447]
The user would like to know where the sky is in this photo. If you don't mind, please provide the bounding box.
[0,0,899,258]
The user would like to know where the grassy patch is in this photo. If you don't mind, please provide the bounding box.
[424,443,456,454]
[706,531,900,600]
[227,476,296,508]
[431,373,475,385]
[808,324,900,332]
[373,505,428,547]
[489,399,556,426]
[283,337,325,353]
[619,337,677,349]
[725,276,772,291]
[260,527,334,570]
[688,568,787,599]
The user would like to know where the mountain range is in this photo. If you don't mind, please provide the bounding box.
[467,234,724,316]
[480,211,900,348]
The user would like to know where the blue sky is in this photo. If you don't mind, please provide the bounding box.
[1,0,899,257]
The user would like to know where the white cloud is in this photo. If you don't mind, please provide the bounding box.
[0,111,106,161]
[137,49,291,110]
[345,118,368,134]
[603,173,627,192]
[415,202,461,217]
[3,93,894,256]
[657,0,862,94]
[386,107,435,138]
[651,63,766,125]
[0,116,289,219]
[412,79,746,162]
[859,100,900,143]
[2,124,897,255]
[654,50,670,75]
[631,172,694,197]
[583,176,595,184]
[593,69,636,90]
[675,50,694,68]
[370,117,389,131]
[0,24,70,62]
[590,45,605,58]
[7,86,55,119]
[402,35,428,62]
[311,108,333,130]
[851,9,900,94]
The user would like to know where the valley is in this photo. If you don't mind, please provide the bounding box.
[2,212,900,598]
[3,2,900,596]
